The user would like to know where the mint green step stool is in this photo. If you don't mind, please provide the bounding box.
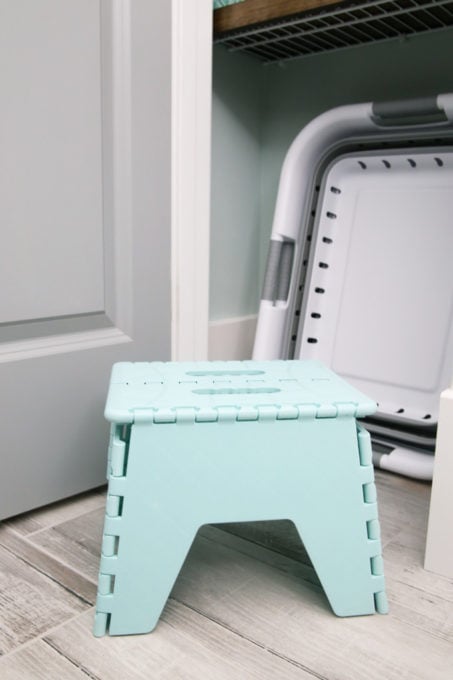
[93,359,388,636]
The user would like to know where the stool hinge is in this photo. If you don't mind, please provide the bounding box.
[108,424,130,477]
[95,425,127,637]
[355,423,388,614]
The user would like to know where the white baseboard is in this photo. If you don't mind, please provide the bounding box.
[208,315,257,360]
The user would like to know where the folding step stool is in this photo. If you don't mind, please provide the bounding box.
[94,359,388,636]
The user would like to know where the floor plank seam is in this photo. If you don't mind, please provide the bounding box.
[170,597,325,679]
[3,527,100,585]
[204,526,304,560]
[0,609,95,663]
[389,576,453,603]
[202,528,323,591]
[3,487,107,538]
[0,535,95,607]
[213,525,312,562]
[389,608,453,643]
[43,637,101,680]
[0,522,24,539]
[265,649,329,680]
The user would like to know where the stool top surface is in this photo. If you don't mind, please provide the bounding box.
[104,360,376,423]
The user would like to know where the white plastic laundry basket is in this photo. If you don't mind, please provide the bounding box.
[253,94,453,479]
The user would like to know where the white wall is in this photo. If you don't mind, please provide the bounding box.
[210,46,264,322]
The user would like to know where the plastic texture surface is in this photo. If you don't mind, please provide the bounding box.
[94,360,387,637]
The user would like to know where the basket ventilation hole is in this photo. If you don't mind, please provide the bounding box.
[382,160,391,169]
[314,287,325,294]
[307,338,318,344]
[423,414,432,420]
[434,157,444,167]
[318,262,329,269]
[396,408,405,414]
[358,161,367,170]
[326,211,337,219]
[322,237,333,244]
[330,186,341,194]
[407,159,416,168]
[311,312,321,319]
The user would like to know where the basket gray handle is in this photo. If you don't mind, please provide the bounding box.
[261,240,294,303]
[372,96,448,127]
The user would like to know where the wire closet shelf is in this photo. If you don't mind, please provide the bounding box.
[214,0,453,62]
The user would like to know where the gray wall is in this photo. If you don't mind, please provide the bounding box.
[210,27,453,320]
[210,46,264,320]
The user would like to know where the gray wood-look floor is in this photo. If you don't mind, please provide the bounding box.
[0,470,452,679]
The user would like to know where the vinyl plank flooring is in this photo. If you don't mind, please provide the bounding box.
[171,529,453,680]
[384,534,453,604]
[385,578,453,643]
[202,522,453,643]
[213,519,313,565]
[0,525,96,605]
[202,524,322,590]
[4,488,106,537]
[0,544,87,656]
[28,508,104,583]
[372,469,431,545]
[0,639,88,680]
[46,605,315,680]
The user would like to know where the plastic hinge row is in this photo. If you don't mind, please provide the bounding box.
[374,589,389,614]
[357,424,373,466]
[355,424,388,614]
[95,448,126,635]
[106,424,117,478]
[132,402,368,424]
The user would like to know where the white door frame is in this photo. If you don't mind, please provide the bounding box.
[171,0,212,360]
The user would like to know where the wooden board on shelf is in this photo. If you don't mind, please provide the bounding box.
[213,0,344,34]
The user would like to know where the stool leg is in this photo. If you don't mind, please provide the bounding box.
[292,511,378,617]
[107,522,197,636]
[290,425,386,617]
[95,422,201,636]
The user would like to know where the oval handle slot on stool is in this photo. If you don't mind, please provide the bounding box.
[192,387,281,395]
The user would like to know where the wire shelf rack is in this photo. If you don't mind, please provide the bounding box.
[214,0,453,62]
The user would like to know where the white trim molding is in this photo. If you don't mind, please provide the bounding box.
[171,0,212,360]
[425,385,453,578]
[101,0,134,338]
